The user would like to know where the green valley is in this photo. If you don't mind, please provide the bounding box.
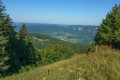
[15,23,98,45]
[29,33,89,53]
[0,0,120,80]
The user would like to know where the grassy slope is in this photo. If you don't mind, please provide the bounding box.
[1,47,120,80]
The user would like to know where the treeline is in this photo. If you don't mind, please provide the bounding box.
[0,1,76,77]
[0,16,38,76]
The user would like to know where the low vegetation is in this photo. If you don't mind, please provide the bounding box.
[1,46,120,80]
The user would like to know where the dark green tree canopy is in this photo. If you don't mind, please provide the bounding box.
[0,0,13,76]
[95,4,120,49]
[19,23,30,42]
[18,23,37,66]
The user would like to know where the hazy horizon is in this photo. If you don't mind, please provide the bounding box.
[14,22,100,26]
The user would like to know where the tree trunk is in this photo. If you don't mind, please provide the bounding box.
[109,41,112,51]
[46,68,49,76]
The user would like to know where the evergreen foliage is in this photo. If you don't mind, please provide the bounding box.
[0,0,14,76]
[18,24,37,66]
[95,4,120,49]
[19,24,30,42]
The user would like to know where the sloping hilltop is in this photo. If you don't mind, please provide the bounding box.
[1,47,120,80]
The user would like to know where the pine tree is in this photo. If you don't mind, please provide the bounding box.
[19,24,30,43]
[0,0,11,75]
[94,4,120,49]
[0,28,9,76]
[19,24,36,66]
[0,0,18,75]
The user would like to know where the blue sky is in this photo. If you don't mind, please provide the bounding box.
[3,0,120,25]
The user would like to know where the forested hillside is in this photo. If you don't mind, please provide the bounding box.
[29,33,89,53]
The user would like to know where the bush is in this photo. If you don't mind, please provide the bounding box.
[41,44,75,65]
[19,65,33,73]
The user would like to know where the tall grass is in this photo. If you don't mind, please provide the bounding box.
[1,46,120,80]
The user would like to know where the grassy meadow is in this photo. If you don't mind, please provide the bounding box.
[1,46,120,80]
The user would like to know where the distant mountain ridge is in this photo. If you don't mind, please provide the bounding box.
[14,22,99,44]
